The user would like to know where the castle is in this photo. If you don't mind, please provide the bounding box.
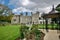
[11,11,41,24]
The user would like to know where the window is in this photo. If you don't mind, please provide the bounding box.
[39,17,41,20]
[14,19,16,21]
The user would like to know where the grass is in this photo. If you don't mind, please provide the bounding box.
[0,24,58,40]
[38,24,58,29]
[0,25,20,40]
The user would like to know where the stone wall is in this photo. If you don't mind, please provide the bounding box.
[32,12,39,24]
[11,15,20,24]
[20,15,32,24]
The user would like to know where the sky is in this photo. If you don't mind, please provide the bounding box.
[0,0,60,15]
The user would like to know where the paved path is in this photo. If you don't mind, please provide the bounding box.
[39,29,60,40]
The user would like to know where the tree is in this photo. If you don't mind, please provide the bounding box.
[55,4,60,12]
[0,4,13,23]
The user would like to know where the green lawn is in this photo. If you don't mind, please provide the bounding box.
[0,24,58,40]
[38,24,58,29]
[0,25,20,40]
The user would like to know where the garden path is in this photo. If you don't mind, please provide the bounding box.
[39,29,60,40]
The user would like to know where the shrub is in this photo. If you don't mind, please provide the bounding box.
[19,24,45,40]
[20,25,29,39]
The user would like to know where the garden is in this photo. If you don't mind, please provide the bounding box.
[0,24,59,40]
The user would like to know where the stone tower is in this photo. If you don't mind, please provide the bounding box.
[32,11,39,24]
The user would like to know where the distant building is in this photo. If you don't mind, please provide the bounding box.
[11,11,40,24]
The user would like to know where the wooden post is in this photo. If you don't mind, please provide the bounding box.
[42,16,45,30]
[57,17,60,33]
[58,17,60,30]
[45,18,48,32]
[51,18,54,29]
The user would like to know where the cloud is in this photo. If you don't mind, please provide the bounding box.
[32,6,52,13]
[8,0,60,13]
[8,0,36,8]
[22,0,37,6]
[12,5,58,15]
[22,0,30,6]
[12,6,52,15]
[42,6,52,13]
[12,7,32,14]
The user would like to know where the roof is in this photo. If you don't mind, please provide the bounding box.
[42,13,60,18]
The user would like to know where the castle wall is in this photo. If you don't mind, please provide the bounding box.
[20,15,32,24]
[32,13,39,24]
[11,12,50,24]
[11,15,19,24]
